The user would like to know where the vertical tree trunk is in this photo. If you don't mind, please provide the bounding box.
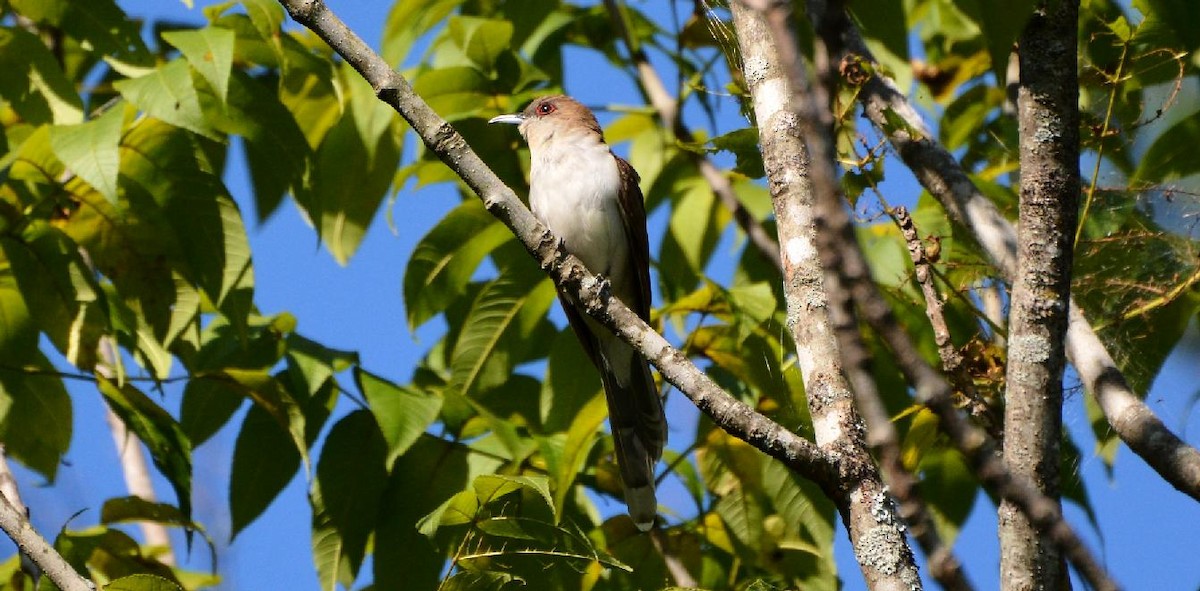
[731,4,922,590]
[1000,1,1081,589]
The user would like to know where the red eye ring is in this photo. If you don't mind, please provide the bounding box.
[536,102,555,115]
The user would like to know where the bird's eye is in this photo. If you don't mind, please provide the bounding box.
[537,102,555,115]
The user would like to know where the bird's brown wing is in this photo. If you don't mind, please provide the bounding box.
[614,154,652,321]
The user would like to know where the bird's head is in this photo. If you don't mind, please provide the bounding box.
[488,95,603,151]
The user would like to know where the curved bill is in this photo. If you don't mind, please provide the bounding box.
[488,113,525,125]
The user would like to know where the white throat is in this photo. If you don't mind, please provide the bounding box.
[527,133,627,280]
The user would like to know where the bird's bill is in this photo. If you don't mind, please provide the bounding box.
[488,113,525,125]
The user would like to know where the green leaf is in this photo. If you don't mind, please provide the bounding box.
[382,0,465,65]
[313,410,389,590]
[446,264,556,403]
[849,0,912,90]
[715,486,767,561]
[954,0,1036,83]
[416,490,479,537]
[404,199,514,329]
[1,224,108,369]
[357,368,442,468]
[97,378,193,521]
[119,118,251,333]
[473,474,553,510]
[115,59,221,140]
[101,496,196,529]
[178,315,291,445]
[0,350,71,480]
[0,261,38,364]
[539,328,602,433]
[163,26,237,102]
[0,27,83,124]
[659,174,723,299]
[410,66,494,119]
[180,377,246,447]
[710,128,765,179]
[216,368,309,464]
[105,574,184,591]
[374,437,504,590]
[230,403,301,539]
[537,393,606,519]
[50,104,125,204]
[439,571,519,591]
[54,528,171,584]
[918,446,977,545]
[448,16,515,70]
[285,333,358,396]
[302,64,402,264]
[205,70,312,223]
[12,0,149,63]
[240,0,285,42]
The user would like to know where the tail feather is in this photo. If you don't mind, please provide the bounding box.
[599,337,666,531]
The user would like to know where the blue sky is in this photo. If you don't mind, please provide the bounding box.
[3,1,1198,590]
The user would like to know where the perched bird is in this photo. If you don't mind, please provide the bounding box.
[489,95,666,531]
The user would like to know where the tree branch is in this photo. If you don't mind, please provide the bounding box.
[894,207,998,440]
[0,467,93,591]
[602,0,783,272]
[730,3,923,590]
[999,2,1080,587]
[803,0,1200,502]
[273,0,840,497]
[756,0,1118,587]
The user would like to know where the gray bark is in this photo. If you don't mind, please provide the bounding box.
[1000,2,1080,589]
[802,0,1200,502]
[731,4,922,591]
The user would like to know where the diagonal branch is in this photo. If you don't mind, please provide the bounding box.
[803,0,1200,502]
[274,0,839,497]
[757,1,1118,588]
[602,0,782,271]
[0,473,93,591]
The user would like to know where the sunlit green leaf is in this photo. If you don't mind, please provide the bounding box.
[163,27,236,102]
[115,59,221,140]
[50,105,124,204]
[105,574,184,591]
[358,368,442,467]
[382,0,465,65]
[448,16,514,71]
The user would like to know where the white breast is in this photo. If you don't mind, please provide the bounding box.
[528,136,628,281]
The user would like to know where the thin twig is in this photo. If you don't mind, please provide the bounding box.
[894,206,999,441]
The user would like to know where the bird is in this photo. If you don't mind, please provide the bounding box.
[489,95,666,531]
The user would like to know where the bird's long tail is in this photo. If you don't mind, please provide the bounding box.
[599,337,666,532]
